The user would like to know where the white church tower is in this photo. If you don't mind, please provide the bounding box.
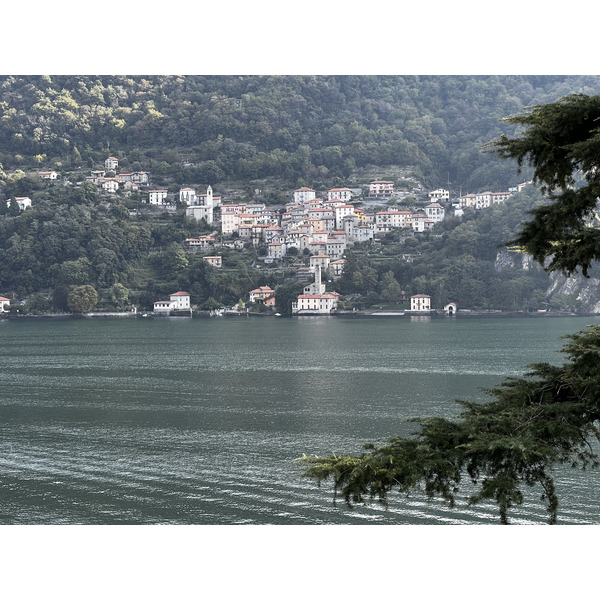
[303,266,326,295]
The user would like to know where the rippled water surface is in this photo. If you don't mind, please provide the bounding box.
[1,315,599,524]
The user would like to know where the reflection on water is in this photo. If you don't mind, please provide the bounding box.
[1,315,599,524]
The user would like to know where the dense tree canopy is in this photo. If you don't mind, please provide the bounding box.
[491,94,600,276]
[67,284,98,313]
[3,75,600,191]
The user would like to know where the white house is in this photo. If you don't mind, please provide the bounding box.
[410,294,431,312]
[292,187,316,204]
[490,191,512,205]
[203,256,223,268]
[170,291,191,309]
[424,202,445,222]
[119,171,149,185]
[369,180,394,197]
[334,204,355,229]
[148,190,169,205]
[328,188,353,202]
[101,178,119,193]
[428,188,450,202]
[292,292,339,314]
[292,266,339,314]
[7,197,32,211]
[267,242,286,259]
[153,291,191,315]
[39,170,58,181]
[411,213,435,232]
[0,296,10,311]
[179,187,197,204]
[105,156,119,171]
[186,236,215,250]
[375,210,410,233]
[249,286,276,307]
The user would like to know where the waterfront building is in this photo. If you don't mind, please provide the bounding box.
[249,286,276,307]
[410,294,431,312]
[153,291,191,315]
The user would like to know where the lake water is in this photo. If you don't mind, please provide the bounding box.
[1,314,600,525]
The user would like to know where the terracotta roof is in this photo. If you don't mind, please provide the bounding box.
[171,291,190,296]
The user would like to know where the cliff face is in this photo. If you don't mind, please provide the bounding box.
[495,249,600,313]
[546,271,600,314]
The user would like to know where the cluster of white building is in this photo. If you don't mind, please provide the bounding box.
[83,157,151,194]
[455,182,531,210]
[213,185,447,265]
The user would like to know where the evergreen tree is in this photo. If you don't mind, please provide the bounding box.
[303,93,600,523]
[302,325,600,524]
[490,94,600,276]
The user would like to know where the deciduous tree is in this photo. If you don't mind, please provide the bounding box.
[67,284,98,313]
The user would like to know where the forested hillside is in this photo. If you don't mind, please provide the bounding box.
[2,75,600,313]
[3,75,600,190]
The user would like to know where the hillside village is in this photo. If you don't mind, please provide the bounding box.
[0,155,533,317]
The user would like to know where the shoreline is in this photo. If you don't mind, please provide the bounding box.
[1,309,595,321]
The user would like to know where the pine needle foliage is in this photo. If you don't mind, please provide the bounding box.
[301,326,600,524]
[489,93,600,276]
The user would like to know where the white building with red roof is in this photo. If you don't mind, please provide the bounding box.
[375,210,411,233]
[328,187,353,202]
[369,180,394,197]
[292,187,316,204]
[153,291,191,315]
[249,286,276,307]
[410,294,431,312]
[424,202,445,222]
[203,256,223,268]
[0,296,10,312]
[105,156,119,171]
[292,292,339,314]
[292,266,340,314]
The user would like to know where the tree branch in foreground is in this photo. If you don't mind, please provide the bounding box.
[301,325,600,524]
